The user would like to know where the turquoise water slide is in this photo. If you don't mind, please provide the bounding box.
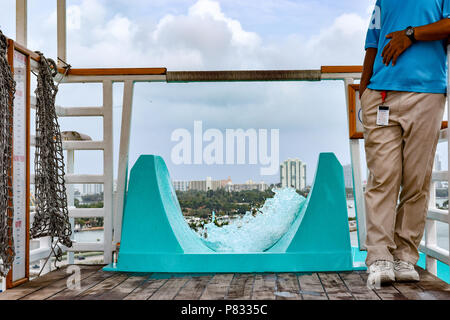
[104,152,360,273]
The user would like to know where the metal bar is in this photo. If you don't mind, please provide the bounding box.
[166,70,321,82]
[419,243,450,265]
[30,174,105,184]
[102,80,114,264]
[69,208,104,218]
[62,140,105,150]
[64,242,104,252]
[113,80,134,245]
[321,73,362,80]
[56,106,104,117]
[30,247,52,263]
[427,208,449,223]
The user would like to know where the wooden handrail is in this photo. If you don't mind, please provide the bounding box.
[321,66,363,74]
[58,67,167,76]
[5,37,40,62]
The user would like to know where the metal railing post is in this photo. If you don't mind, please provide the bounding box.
[345,78,367,251]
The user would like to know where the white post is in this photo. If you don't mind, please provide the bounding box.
[39,237,52,275]
[15,0,27,46]
[425,181,438,275]
[56,0,67,67]
[344,78,367,251]
[66,149,75,264]
[113,80,134,246]
[447,44,450,276]
[0,276,5,292]
[103,80,114,264]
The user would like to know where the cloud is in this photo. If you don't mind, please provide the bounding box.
[57,0,368,70]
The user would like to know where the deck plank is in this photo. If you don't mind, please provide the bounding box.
[297,273,328,300]
[174,275,213,300]
[339,272,379,300]
[275,273,301,300]
[97,274,150,300]
[0,266,72,300]
[48,269,115,300]
[77,273,129,300]
[200,274,234,300]
[123,278,168,300]
[359,272,407,300]
[20,265,102,300]
[415,268,450,300]
[392,282,438,300]
[149,276,190,300]
[252,274,277,300]
[318,273,354,300]
[226,274,255,300]
[2,266,449,300]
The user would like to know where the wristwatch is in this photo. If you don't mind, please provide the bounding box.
[405,26,417,43]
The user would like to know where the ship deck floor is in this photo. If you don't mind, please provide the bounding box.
[1,264,449,300]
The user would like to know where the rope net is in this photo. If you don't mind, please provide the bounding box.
[0,31,15,278]
[31,52,72,264]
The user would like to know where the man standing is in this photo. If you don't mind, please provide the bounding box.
[360,0,450,287]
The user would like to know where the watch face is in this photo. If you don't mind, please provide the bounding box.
[406,28,413,36]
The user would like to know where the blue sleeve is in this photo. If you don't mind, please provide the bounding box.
[365,0,381,50]
[443,0,450,18]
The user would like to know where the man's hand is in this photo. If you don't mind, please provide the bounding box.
[382,30,413,66]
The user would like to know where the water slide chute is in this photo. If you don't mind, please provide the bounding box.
[104,152,357,273]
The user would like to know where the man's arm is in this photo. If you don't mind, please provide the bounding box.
[382,19,450,66]
[360,48,377,99]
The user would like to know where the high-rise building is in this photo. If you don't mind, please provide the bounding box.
[343,164,353,189]
[434,154,443,188]
[280,158,307,190]
[82,184,103,195]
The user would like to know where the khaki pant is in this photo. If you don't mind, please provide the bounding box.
[361,88,445,266]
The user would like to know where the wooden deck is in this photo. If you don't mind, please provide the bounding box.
[1,265,449,300]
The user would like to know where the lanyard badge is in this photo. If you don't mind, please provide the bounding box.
[376,91,389,126]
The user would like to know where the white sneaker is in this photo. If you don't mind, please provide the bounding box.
[367,260,395,289]
[394,260,420,282]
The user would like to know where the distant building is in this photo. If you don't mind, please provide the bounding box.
[343,164,353,189]
[226,179,268,192]
[82,184,103,195]
[176,177,233,192]
[280,158,306,190]
[434,154,443,188]
[172,180,190,192]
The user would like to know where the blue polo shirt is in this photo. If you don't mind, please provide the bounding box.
[365,0,450,94]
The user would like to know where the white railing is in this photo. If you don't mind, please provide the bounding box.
[28,80,115,273]
[419,129,450,276]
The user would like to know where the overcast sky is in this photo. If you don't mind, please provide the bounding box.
[1,0,447,185]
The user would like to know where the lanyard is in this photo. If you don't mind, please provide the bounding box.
[381,91,387,104]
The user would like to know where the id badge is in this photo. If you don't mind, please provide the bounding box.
[376,106,390,126]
